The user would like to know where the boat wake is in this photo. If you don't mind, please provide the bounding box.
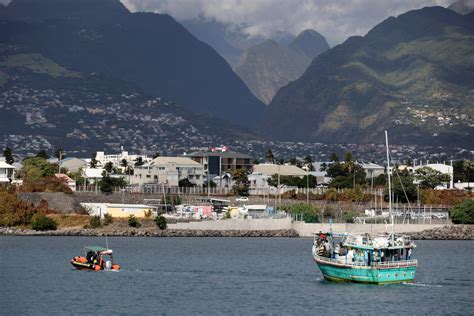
[403,283,442,288]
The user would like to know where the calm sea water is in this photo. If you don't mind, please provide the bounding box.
[1,237,473,315]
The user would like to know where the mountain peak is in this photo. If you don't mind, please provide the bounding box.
[289,29,330,59]
[448,0,474,14]
[6,0,130,21]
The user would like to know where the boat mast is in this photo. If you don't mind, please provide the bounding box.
[385,131,394,238]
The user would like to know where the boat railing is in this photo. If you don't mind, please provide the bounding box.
[315,255,418,268]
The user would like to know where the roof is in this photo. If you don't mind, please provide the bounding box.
[359,162,384,170]
[0,161,15,169]
[186,151,252,159]
[145,156,202,167]
[83,168,104,178]
[54,173,75,182]
[253,164,307,176]
[84,246,110,252]
[60,157,87,163]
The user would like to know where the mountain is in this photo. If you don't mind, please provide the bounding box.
[0,50,258,157]
[289,29,330,59]
[234,40,311,104]
[234,30,329,104]
[262,7,474,147]
[0,0,264,128]
[181,18,295,66]
[448,0,474,14]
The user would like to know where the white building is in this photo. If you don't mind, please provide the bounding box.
[360,162,385,179]
[249,164,307,194]
[132,156,204,187]
[413,163,454,189]
[94,150,151,169]
[0,158,15,183]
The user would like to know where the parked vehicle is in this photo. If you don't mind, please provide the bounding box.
[235,196,249,202]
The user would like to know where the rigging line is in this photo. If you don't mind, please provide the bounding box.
[388,151,413,224]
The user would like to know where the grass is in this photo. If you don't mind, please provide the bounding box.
[0,54,82,78]
[48,214,90,228]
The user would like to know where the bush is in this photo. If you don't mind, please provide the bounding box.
[31,214,57,231]
[343,210,359,223]
[288,203,319,223]
[103,213,113,226]
[450,199,474,224]
[89,215,101,228]
[128,214,141,228]
[154,215,167,230]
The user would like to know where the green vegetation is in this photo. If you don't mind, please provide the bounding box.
[154,215,167,230]
[231,169,250,196]
[0,54,81,78]
[287,203,319,223]
[3,147,14,164]
[99,172,126,195]
[178,178,195,188]
[385,170,417,203]
[450,199,474,224]
[267,174,317,188]
[342,210,359,223]
[127,215,141,228]
[31,214,57,231]
[89,215,101,228]
[326,152,366,189]
[415,166,451,189]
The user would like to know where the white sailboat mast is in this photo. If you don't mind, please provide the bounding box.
[385,131,394,237]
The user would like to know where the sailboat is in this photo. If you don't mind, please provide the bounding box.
[312,131,418,284]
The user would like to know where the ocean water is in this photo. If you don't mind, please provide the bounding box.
[0,237,473,315]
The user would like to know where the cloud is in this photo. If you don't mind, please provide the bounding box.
[120,0,452,45]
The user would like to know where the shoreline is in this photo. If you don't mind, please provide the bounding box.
[1,225,472,239]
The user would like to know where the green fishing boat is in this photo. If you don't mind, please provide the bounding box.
[312,232,417,284]
[313,131,418,284]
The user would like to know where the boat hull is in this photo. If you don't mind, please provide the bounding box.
[315,257,417,284]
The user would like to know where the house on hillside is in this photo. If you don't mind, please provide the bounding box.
[185,148,252,177]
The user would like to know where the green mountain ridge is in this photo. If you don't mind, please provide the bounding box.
[262,7,474,147]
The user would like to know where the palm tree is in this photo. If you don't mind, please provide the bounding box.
[265,149,275,164]
[463,160,473,189]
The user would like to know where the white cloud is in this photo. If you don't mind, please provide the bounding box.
[120,0,452,45]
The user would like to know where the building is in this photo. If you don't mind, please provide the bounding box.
[80,203,154,219]
[413,163,454,188]
[132,156,204,187]
[57,157,88,173]
[0,158,15,183]
[82,168,105,185]
[94,150,151,169]
[249,164,307,194]
[54,173,77,191]
[360,162,385,179]
[185,148,252,177]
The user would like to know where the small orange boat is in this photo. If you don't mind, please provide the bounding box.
[71,246,121,271]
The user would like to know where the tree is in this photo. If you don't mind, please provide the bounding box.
[154,215,167,230]
[19,157,56,182]
[153,152,160,159]
[252,158,260,165]
[54,148,66,160]
[287,203,319,223]
[463,160,473,190]
[231,169,250,196]
[267,174,317,188]
[385,169,417,203]
[450,199,474,224]
[329,153,339,162]
[415,167,451,189]
[265,149,275,164]
[178,178,195,188]
[90,152,98,168]
[304,155,315,171]
[36,150,49,159]
[104,162,114,173]
[3,147,14,164]
[134,157,144,166]
[31,214,57,231]
[326,160,366,189]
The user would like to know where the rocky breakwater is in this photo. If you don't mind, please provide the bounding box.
[408,225,474,240]
[0,226,298,237]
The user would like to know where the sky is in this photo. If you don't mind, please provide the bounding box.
[0,0,454,45]
[119,0,453,45]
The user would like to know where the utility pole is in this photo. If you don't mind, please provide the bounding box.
[306,171,309,204]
